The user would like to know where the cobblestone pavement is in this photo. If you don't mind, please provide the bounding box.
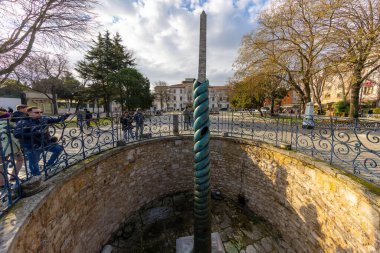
[106,191,292,253]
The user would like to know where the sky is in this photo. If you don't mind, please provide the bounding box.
[68,0,271,86]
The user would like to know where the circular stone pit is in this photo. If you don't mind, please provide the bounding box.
[1,136,380,253]
[106,191,290,253]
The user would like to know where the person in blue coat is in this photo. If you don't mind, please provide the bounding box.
[13,107,71,176]
[133,108,144,139]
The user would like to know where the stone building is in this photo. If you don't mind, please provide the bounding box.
[24,91,54,114]
[320,72,380,108]
[360,80,380,107]
[153,78,230,111]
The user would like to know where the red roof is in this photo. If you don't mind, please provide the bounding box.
[363,81,375,87]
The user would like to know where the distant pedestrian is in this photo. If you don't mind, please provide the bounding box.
[84,108,93,128]
[183,107,191,130]
[76,109,86,129]
[133,108,144,139]
[10,104,28,123]
[120,111,134,141]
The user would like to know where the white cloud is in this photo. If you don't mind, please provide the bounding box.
[67,0,270,86]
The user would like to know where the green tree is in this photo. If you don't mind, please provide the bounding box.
[109,68,153,111]
[76,31,136,115]
[229,72,288,116]
[0,79,26,99]
[58,71,84,111]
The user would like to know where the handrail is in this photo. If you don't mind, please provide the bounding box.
[0,112,379,216]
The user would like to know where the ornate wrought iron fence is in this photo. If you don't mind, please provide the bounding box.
[0,111,379,215]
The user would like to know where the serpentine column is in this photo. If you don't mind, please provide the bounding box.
[193,10,211,253]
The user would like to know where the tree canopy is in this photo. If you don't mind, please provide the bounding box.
[234,0,380,118]
[76,31,152,113]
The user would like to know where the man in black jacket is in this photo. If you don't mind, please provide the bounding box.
[10,104,28,123]
[14,107,70,176]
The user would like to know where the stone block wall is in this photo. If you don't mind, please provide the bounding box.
[2,136,380,253]
[210,139,380,252]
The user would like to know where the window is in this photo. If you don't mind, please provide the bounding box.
[212,97,215,101]
[180,89,182,94]
[180,96,182,101]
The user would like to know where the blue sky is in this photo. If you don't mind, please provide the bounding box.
[68,0,271,86]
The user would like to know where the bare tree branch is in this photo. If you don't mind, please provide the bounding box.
[0,0,97,79]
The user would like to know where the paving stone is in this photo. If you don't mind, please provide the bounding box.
[241,225,264,241]
[224,242,239,253]
[245,245,257,253]
[261,237,274,252]
[253,242,266,253]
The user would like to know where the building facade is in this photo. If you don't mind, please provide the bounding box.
[153,78,230,111]
[24,92,54,114]
[320,72,380,108]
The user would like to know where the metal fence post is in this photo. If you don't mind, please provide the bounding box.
[173,114,179,135]
[275,115,279,147]
[329,116,334,165]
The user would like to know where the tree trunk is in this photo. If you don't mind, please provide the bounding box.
[349,81,361,118]
[317,101,323,115]
[270,97,275,115]
[51,86,58,115]
[104,96,110,117]
[349,62,365,118]
[75,101,81,113]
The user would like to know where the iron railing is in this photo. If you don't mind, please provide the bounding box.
[0,111,379,215]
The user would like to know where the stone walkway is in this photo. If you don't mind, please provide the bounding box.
[106,191,292,253]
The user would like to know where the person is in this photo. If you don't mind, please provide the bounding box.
[189,107,194,128]
[120,111,134,141]
[183,107,191,130]
[133,108,144,139]
[0,108,24,187]
[84,108,93,128]
[13,107,71,177]
[10,104,28,123]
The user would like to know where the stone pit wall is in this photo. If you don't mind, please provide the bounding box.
[2,136,380,253]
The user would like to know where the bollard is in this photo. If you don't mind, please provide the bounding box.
[173,114,179,135]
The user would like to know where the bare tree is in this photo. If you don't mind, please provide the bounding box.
[235,0,337,109]
[154,81,170,110]
[329,0,380,118]
[16,53,68,114]
[0,0,97,83]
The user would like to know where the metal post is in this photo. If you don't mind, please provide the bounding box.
[330,116,334,164]
[173,114,179,135]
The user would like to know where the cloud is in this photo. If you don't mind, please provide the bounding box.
[68,0,270,86]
